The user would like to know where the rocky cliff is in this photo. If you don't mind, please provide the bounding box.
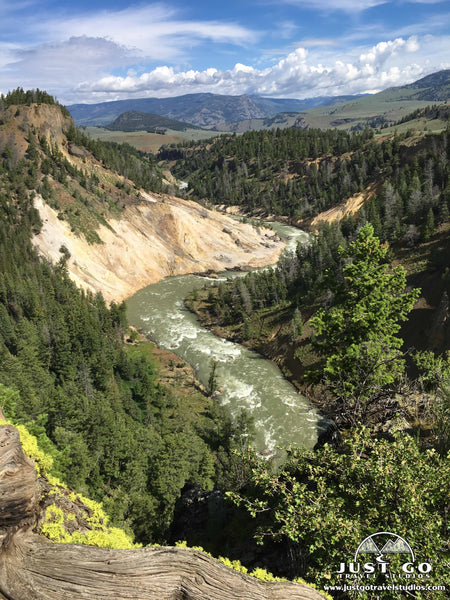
[32,191,284,303]
[0,102,284,303]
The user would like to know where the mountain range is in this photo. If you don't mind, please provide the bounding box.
[68,93,364,129]
[217,69,450,132]
[68,70,449,132]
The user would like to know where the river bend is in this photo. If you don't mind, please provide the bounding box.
[126,223,319,454]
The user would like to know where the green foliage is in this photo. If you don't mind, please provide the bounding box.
[0,383,18,419]
[229,428,450,599]
[0,108,242,545]
[200,220,347,334]
[0,416,129,548]
[65,123,165,193]
[5,418,135,548]
[218,556,249,574]
[414,352,450,454]
[106,110,198,133]
[433,376,450,455]
[290,307,303,341]
[207,359,219,396]
[414,350,450,392]
[1,87,69,116]
[174,541,321,587]
[310,223,420,420]
[39,500,136,549]
[160,126,376,217]
[165,128,449,336]
[16,423,54,475]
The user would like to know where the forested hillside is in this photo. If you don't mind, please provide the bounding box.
[160,117,449,223]
[176,121,449,380]
[0,89,248,545]
[105,110,202,133]
[175,119,450,598]
[160,127,375,216]
[1,88,449,599]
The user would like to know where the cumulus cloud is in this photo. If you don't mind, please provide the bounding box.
[359,36,419,65]
[0,0,259,102]
[0,3,258,101]
[0,1,448,103]
[76,35,432,100]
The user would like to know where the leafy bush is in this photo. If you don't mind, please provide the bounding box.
[229,428,450,599]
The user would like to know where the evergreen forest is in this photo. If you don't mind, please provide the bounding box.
[0,89,449,599]
[164,109,450,597]
[0,90,248,546]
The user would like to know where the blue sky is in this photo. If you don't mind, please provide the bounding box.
[0,0,449,104]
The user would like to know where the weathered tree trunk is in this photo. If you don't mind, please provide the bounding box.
[0,425,327,600]
[0,425,37,529]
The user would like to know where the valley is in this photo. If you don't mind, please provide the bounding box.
[69,70,450,135]
[0,79,449,600]
[84,124,223,153]
[125,222,319,456]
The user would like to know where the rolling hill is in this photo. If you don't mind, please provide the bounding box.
[216,69,450,132]
[105,110,202,132]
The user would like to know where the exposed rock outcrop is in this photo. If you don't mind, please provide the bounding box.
[0,425,327,600]
[33,193,284,303]
[0,103,285,305]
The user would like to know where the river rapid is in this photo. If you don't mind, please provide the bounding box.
[126,222,320,455]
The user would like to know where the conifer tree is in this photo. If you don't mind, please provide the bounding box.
[310,223,420,421]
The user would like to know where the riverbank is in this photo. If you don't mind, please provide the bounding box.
[183,286,431,434]
[126,267,320,454]
[184,289,321,400]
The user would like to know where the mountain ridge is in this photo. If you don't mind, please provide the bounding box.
[68,92,364,128]
[68,69,449,132]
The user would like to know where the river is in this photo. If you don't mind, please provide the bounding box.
[126,222,320,455]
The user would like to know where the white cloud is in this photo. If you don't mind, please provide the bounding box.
[0,0,259,102]
[0,2,448,103]
[276,21,299,40]
[275,0,389,13]
[76,35,439,100]
[0,3,259,100]
[0,37,137,100]
[0,42,22,69]
[39,4,257,62]
[298,39,339,47]
[406,0,448,3]
[359,37,418,65]
[274,0,448,10]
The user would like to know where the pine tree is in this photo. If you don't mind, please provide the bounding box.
[310,223,420,422]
